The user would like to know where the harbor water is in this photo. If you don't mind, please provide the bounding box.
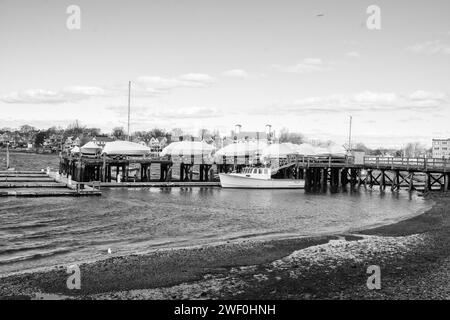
[0,187,432,276]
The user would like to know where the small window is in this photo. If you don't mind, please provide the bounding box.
[258,169,262,174]
[264,169,268,174]
[253,169,258,174]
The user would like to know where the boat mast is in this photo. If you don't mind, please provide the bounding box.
[348,115,353,152]
[127,81,131,141]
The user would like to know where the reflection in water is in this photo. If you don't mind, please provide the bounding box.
[0,187,431,275]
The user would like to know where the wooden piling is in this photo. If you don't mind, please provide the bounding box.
[408,172,414,191]
[380,170,385,191]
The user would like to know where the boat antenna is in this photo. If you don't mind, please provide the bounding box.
[127,81,131,141]
[348,115,352,152]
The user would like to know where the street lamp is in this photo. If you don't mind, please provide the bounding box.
[265,124,272,142]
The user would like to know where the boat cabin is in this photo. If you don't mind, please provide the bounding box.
[236,167,272,179]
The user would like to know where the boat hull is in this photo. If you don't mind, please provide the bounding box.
[219,173,304,189]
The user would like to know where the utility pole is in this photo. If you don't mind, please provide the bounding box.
[127,81,131,141]
[6,142,10,169]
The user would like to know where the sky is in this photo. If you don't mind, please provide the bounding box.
[0,0,449,148]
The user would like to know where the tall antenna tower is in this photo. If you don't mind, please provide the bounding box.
[127,81,131,141]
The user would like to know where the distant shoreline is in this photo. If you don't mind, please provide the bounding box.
[0,149,58,155]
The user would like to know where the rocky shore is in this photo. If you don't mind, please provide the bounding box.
[1,191,449,300]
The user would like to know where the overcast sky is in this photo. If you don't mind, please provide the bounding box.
[0,0,449,148]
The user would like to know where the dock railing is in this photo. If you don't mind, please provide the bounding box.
[293,155,449,172]
[363,157,449,171]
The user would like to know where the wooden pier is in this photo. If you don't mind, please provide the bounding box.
[59,154,216,184]
[57,153,450,194]
[294,156,450,193]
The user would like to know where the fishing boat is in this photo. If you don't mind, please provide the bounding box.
[219,167,304,189]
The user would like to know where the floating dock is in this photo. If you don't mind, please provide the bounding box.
[0,170,101,197]
[100,181,220,188]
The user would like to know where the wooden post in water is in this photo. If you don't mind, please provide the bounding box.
[408,172,414,192]
[321,168,328,192]
[102,154,107,182]
[304,168,311,192]
[425,173,431,192]
[199,164,204,181]
[338,168,342,189]
[341,168,348,188]
[391,170,399,191]
[380,170,386,191]
[350,168,357,188]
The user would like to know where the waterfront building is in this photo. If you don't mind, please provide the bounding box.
[432,138,450,159]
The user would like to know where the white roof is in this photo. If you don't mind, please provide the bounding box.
[214,141,267,158]
[261,143,297,158]
[80,141,101,154]
[70,146,80,154]
[160,141,214,157]
[102,141,150,156]
[323,144,347,157]
[295,143,318,155]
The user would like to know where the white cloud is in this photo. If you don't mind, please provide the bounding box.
[153,107,223,119]
[222,69,249,78]
[1,86,108,104]
[1,73,216,104]
[107,105,223,120]
[346,51,360,58]
[407,39,450,55]
[262,91,448,115]
[272,58,331,73]
[136,73,215,91]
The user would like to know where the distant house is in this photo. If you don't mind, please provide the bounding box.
[0,133,11,145]
[64,136,81,151]
[91,136,114,148]
[432,138,450,159]
[157,137,168,148]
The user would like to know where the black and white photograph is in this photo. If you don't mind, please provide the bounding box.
[0,0,450,312]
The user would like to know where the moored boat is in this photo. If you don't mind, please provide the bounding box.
[219,167,304,189]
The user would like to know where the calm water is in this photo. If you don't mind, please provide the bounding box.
[0,187,431,275]
[0,152,60,171]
